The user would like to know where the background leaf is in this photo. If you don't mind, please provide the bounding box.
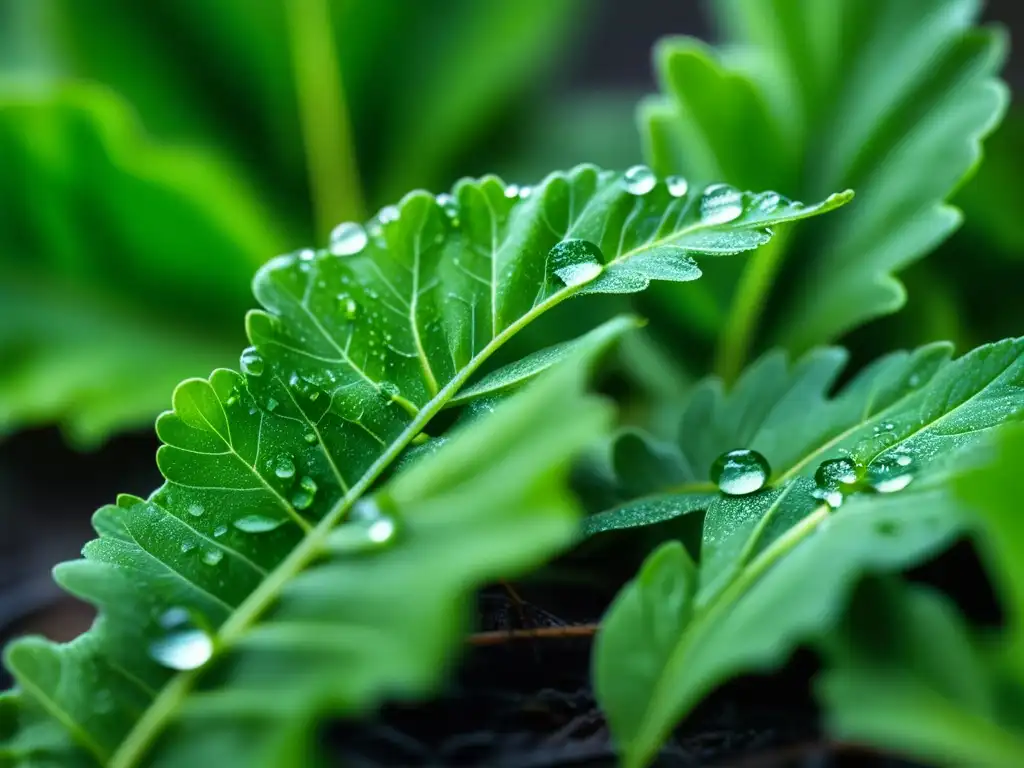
[640,0,1007,380]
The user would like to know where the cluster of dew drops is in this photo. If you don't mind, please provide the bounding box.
[709,439,915,508]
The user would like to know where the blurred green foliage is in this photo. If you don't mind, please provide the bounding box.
[0,0,588,444]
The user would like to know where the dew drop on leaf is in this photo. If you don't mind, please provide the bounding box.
[378,205,399,225]
[380,381,400,399]
[700,183,745,225]
[811,457,860,509]
[180,540,196,554]
[213,525,228,538]
[149,609,213,671]
[337,294,358,319]
[504,184,520,198]
[866,455,914,493]
[753,191,784,213]
[519,185,532,199]
[624,164,657,195]
[329,222,368,256]
[266,397,279,412]
[710,449,770,496]
[240,347,265,377]
[304,432,318,444]
[274,455,296,479]
[666,175,689,198]
[233,515,286,533]
[187,503,204,518]
[201,549,224,566]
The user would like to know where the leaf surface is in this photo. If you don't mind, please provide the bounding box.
[591,337,1024,767]
[0,165,845,765]
[641,0,1007,377]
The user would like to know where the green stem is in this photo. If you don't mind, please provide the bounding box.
[713,226,792,384]
[285,0,365,240]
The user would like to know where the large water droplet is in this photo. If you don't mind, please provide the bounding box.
[274,455,296,479]
[187,503,204,518]
[624,165,657,195]
[710,449,771,496]
[812,457,860,509]
[378,205,399,225]
[666,175,689,198]
[233,515,285,533]
[292,476,318,510]
[329,222,368,256]
[240,347,265,377]
[548,239,605,288]
[202,549,224,566]
[149,609,213,671]
[504,184,520,199]
[867,455,914,493]
[701,184,745,225]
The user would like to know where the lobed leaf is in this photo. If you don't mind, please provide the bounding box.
[591,336,1024,767]
[641,0,1007,377]
[0,165,847,765]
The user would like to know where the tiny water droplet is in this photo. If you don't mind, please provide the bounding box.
[866,455,914,494]
[149,609,213,671]
[274,455,296,479]
[378,205,399,225]
[329,222,368,256]
[213,525,228,538]
[710,449,771,496]
[700,184,745,225]
[233,515,285,533]
[187,503,204,518]
[624,165,657,195]
[504,184,520,199]
[240,347,265,377]
[666,175,689,197]
[519,185,532,199]
[180,540,196,554]
[337,294,358,319]
[225,394,238,407]
[202,549,224,566]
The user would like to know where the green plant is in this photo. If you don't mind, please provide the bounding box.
[4,0,1024,766]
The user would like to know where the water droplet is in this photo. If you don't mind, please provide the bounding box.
[555,261,603,287]
[266,397,279,412]
[298,248,316,262]
[240,347,264,377]
[201,549,224,566]
[378,205,399,225]
[274,455,296,479]
[328,495,402,554]
[225,393,238,407]
[180,540,196,554]
[213,525,228,538]
[292,491,314,510]
[710,449,771,496]
[304,432,317,444]
[752,191,784,213]
[811,457,860,509]
[866,455,914,494]
[233,515,285,533]
[547,239,605,288]
[519,186,532,199]
[380,381,400,398]
[300,476,317,493]
[896,454,913,467]
[187,503,204,518]
[504,184,520,199]
[337,294,358,319]
[666,175,689,197]
[149,609,213,671]
[329,222,368,256]
[700,184,745,225]
[624,165,657,195]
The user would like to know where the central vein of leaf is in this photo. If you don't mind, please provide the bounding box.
[108,279,591,768]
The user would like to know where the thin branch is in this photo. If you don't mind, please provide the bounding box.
[468,623,600,646]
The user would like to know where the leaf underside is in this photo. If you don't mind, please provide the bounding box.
[0,164,848,766]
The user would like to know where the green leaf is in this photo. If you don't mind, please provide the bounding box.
[0,82,284,445]
[818,425,1024,767]
[0,165,846,765]
[590,336,1024,767]
[642,0,1007,379]
[819,579,1024,768]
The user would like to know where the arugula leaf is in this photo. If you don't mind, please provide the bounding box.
[641,0,1007,379]
[0,166,846,765]
[0,83,283,445]
[590,336,1024,767]
[819,425,1024,768]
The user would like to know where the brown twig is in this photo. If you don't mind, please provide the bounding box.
[468,623,601,646]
